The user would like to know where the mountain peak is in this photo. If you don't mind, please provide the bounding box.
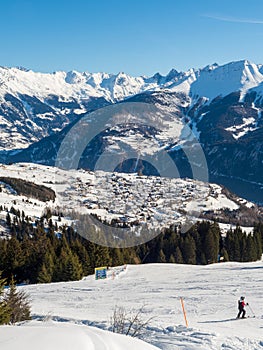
[227,59,252,69]
[65,70,85,84]
[202,63,219,72]
[165,68,180,81]
[15,66,30,72]
[186,59,263,100]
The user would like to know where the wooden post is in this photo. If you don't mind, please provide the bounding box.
[180,297,188,327]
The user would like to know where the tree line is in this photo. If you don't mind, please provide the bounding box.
[0,177,55,202]
[140,222,262,265]
[0,211,137,284]
[0,210,262,286]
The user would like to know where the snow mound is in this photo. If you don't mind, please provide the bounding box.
[0,320,159,350]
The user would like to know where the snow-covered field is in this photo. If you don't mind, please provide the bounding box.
[1,262,262,349]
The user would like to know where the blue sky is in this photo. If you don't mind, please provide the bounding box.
[1,0,263,76]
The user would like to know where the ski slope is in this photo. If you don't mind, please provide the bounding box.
[1,261,262,349]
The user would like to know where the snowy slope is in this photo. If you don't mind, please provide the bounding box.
[189,60,263,100]
[5,261,263,349]
[0,320,159,350]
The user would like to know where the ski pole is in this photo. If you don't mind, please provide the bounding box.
[248,304,255,317]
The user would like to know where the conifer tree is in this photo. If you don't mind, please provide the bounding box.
[162,227,179,259]
[93,244,111,268]
[225,228,242,261]
[37,251,55,284]
[241,235,248,262]
[203,224,220,264]
[155,235,164,261]
[245,234,257,262]
[4,276,31,324]
[157,249,166,263]
[253,230,262,260]
[221,247,229,262]
[0,273,10,325]
[200,252,207,265]
[71,239,93,275]
[233,227,242,261]
[4,236,25,281]
[37,264,52,284]
[6,212,11,227]
[56,248,83,282]
[0,240,7,272]
[110,248,125,267]
[168,254,176,264]
[182,235,196,264]
[174,246,184,264]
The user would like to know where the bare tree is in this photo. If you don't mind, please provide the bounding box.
[110,305,154,339]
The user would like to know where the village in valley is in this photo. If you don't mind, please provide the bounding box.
[0,163,256,236]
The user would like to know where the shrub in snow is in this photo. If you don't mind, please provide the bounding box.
[110,305,154,339]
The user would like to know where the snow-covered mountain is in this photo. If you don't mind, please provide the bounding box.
[2,60,263,103]
[1,60,263,150]
[1,60,263,203]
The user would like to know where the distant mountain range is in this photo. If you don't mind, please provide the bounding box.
[1,60,263,203]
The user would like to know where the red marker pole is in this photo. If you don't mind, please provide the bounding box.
[180,297,189,327]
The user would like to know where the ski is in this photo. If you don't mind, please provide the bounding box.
[235,316,255,320]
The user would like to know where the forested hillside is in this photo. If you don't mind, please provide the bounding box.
[0,209,262,285]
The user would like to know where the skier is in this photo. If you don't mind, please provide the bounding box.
[237,296,248,319]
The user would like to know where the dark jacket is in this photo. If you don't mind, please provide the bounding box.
[238,300,246,311]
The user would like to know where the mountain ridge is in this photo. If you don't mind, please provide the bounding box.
[1,59,263,151]
[1,59,263,102]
